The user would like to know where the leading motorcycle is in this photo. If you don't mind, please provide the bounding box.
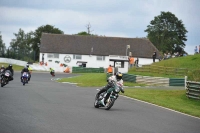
[1,70,12,87]
[94,81,124,110]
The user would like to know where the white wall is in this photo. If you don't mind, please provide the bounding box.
[39,53,158,73]
[0,58,27,66]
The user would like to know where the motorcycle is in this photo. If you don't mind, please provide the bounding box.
[0,68,4,81]
[50,70,55,77]
[28,68,32,81]
[28,71,31,81]
[94,81,124,110]
[1,70,12,87]
[21,72,29,85]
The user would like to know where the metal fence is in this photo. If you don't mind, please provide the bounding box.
[186,81,200,100]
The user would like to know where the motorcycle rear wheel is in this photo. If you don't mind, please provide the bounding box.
[94,100,99,108]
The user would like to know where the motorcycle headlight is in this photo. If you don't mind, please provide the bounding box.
[115,87,120,93]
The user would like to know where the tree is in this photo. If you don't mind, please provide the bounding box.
[76,31,91,35]
[145,11,188,54]
[9,29,33,60]
[31,24,64,61]
[0,32,6,57]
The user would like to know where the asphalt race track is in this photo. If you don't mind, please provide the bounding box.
[0,72,200,133]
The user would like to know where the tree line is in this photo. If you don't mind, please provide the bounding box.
[0,11,188,62]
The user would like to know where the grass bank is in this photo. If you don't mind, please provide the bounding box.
[128,54,200,81]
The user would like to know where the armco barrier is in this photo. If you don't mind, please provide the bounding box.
[122,73,136,82]
[169,78,185,86]
[186,81,200,100]
[72,67,104,73]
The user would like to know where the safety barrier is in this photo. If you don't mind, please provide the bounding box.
[169,78,185,86]
[186,81,200,100]
[72,67,104,73]
[122,73,136,82]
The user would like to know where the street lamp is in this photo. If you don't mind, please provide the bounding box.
[126,45,130,56]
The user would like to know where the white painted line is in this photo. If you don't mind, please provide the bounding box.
[121,95,200,120]
[61,82,77,85]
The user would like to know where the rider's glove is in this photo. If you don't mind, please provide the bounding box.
[121,89,124,93]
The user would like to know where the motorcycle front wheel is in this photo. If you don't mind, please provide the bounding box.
[105,98,115,110]
[1,78,5,87]
[23,78,26,86]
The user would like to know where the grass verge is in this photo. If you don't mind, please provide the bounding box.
[57,73,200,118]
[123,88,200,118]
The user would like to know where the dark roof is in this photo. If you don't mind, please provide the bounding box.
[40,33,160,58]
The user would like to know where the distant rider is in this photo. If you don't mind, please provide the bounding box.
[0,65,5,71]
[3,64,14,81]
[0,65,5,74]
[50,68,54,76]
[21,66,29,82]
[26,64,32,80]
[96,72,124,105]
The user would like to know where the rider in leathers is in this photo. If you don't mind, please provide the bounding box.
[26,64,31,80]
[96,72,124,105]
[21,66,29,82]
[3,64,14,81]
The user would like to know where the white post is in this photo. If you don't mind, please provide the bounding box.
[185,76,187,90]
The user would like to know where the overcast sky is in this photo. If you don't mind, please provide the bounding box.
[0,0,199,55]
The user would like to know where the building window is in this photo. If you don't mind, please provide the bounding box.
[96,56,105,61]
[73,54,82,59]
[47,53,59,58]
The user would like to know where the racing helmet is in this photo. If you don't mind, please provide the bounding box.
[26,64,29,68]
[8,64,12,69]
[116,72,123,80]
[24,66,28,70]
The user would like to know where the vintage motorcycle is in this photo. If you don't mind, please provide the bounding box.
[1,70,12,87]
[94,81,124,110]
[21,72,29,85]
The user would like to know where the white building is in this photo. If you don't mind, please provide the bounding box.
[39,33,160,73]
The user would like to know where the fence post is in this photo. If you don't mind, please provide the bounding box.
[185,76,187,90]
